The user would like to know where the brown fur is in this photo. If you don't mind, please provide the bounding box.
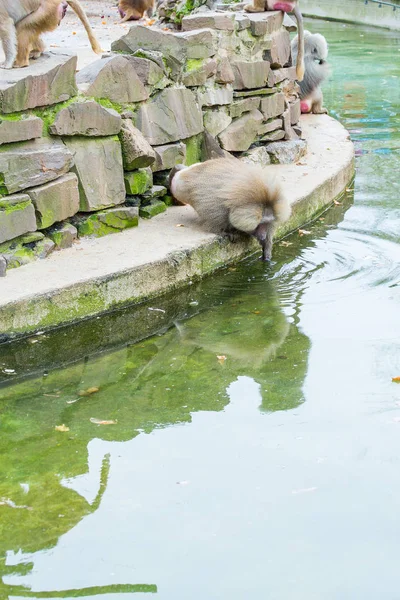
[244,0,305,82]
[0,0,101,69]
[118,0,155,21]
[170,157,291,261]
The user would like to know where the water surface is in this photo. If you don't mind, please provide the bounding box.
[1,20,400,600]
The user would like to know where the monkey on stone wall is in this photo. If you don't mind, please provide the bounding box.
[118,0,155,21]
[244,0,305,82]
[169,158,291,261]
[291,31,329,114]
[0,0,101,69]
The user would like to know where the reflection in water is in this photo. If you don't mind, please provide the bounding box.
[1,19,400,600]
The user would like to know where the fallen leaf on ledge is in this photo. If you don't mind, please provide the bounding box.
[55,424,70,432]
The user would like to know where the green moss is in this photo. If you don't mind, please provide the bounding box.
[0,199,31,215]
[185,58,204,73]
[76,210,139,238]
[124,168,153,195]
[184,134,203,166]
[0,113,23,122]
[139,200,167,219]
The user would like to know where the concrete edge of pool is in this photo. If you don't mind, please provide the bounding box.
[0,115,354,340]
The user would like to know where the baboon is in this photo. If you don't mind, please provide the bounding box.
[169,158,291,261]
[244,0,304,81]
[118,0,155,21]
[291,31,329,114]
[0,0,101,69]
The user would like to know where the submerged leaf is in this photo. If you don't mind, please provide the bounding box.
[55,424,70,432]
[90,418,117,425]
[78,386,100,397]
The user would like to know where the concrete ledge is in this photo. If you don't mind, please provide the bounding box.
[0,115,354,339]
[301,0,400,31]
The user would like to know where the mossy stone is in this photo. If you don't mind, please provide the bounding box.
[124,168,153,195]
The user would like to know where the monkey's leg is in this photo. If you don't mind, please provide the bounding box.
[30,36,45,60]
[0,17,17,69]
[244,0,265,12]
[311,89,328,114]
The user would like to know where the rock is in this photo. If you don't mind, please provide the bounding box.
[0,116,43,145]
[290,99,301,125]
[0,139,74,195]
[0,231,44,269]
[49,101,122,137]
[246,12,283,36]
[119,120,156,170]
[48,223,78,249]
[142,185,168,200]
[241,146,271,166]
[267,66,296,87]
[124,168,153,195]
[260,129,285,142]
[0,53,77,113]
[264,30,291,68]
[232,60,270,90]
[139,200,167,219]
[0,255,6,277]
[132,49,167,74]
[175,29,216,59]
[27,173,80,229]
[112,26,185,76]
[184,134,203,165]
[218,109,263,151]
[201,131,227,161]
[258,118,283,135]
[266,139,307,164]
[136,88,203,145]
[260,92,285,119]
[203,108,232,136]
[229,97,260,118]
[125,56,167,89]
[215,57,235,84]
[233,88,275,98]
[198,84,233,107]
[182,13,235,31]
[34,237,55,259]
[282,107,298,140]
[235,14,250,30]
[183,58,217,87]
[152,143,186,171]
[0,194,37,244]
[64,137,125,212]
[75,207,139,237]
[283,13,297,31]
[76,56,149,104]
[153,171,171,188]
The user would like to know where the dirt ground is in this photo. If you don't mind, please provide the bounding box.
[0,1,142,71]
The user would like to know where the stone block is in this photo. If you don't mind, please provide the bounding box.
[0,116,43,145]
[260,92,285,119]
[258,118,283,135]
[183,59,217,87]
[232,60,270,90]
[197,85,233,107]
[0,255,6,277]
[124,168,153,195]
[235,14,251,30]
[0,53,77,113]
[290,99,301,125]
[267,66,296,87]
[76,56,148,104]
[136,88,203,145]
[175,29,216,59]
[0,139,74,195]
[76,207,139,238]
[142,185,168,201]
[48,223,78,249]
[0,194,37,244]
[246,11,283,36]
[282,107,298,140]
[182,13,235,31]
[260,129,285,142]
[139,200,167,219]
[49,101,122,137]
[266,139,307,164]
[124,56,167,91]
[203,108,232,137]
[119,120,156,171]
[64,137,125,212]
[218,109,263,151]
[27,173,80,229]
[234,88,275,98]
[264,30,291,68]
[241,146,271,166]
[0,231,45,268]
[283,13,297,31]
[35,237,55,259]
[229,97,260,118]
[152,143,186,172]
[216,57,235,84]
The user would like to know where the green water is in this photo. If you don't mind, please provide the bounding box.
[1,20,400,599]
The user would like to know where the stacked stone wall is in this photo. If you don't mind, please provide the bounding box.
[0,7,306,275]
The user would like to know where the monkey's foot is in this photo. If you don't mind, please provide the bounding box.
[0,61,14,69]
[312,108,328,114]
[244,4,263,12]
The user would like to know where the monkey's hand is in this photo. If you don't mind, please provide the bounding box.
[312,107,328,114]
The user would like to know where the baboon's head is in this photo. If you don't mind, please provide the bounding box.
[229,205,275,261]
